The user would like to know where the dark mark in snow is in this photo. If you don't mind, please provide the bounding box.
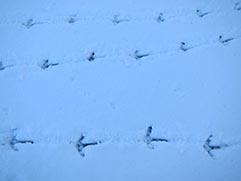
[68,15,77,24]
[180,42,191,51]
[87,52,96,62]
[76,134,101,157]
[22,18,43,29]
[203,134,228,157]
[219,35,234,45]
[196,9,210,17]
[10,136,34,151]
[112,15,129,24]
[0,61,14,71]
[144,126,168,149]
[156,12,165,23]
[234,2,241,10]
[133,50,150,59]
[39,59,59,70]
[1,129,34,151]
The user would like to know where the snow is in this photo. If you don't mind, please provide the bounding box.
[1,0,241,180]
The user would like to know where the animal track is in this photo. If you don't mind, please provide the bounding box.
[39,59,59,70]
[87,52,96,62]
[75,134,101,157]
[0,61,14,71]
[22,18,43,29]
[67,15,78,24]
[234,2,241,11]
[112,14,129,24]
[0,128,34,151]
[218,35,234,45]
[133,50,150,60]
[180,42,194,52]
[0,6,237,26]
[156,13,165,23]
[1,128,239,158]
[196,9,210,17]
[144,126,169,149]
[0,33,238,71]
[203,134,228,157]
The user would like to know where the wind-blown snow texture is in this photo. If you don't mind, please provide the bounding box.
[1,0,241,180]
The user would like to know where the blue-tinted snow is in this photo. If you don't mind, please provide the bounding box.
[0,0,241,180]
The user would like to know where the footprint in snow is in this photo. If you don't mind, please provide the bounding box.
[38,59,59,70]
[87,52,96,62]
[0,61,14,71]
[180,42,192,51]
[144,126,168,149]
[196,9,210,17]
[234,2,241,11]
[156,12,165,23]
[218,35,234,45]
[75,134,101,157]
[67,15,77,24]
[1,128,34,151]
[203,134,228,157]
[133,50,150,60]
[22,18,43,29]
[112,14,129,25]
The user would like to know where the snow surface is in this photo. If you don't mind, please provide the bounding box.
[0,0,241,180]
